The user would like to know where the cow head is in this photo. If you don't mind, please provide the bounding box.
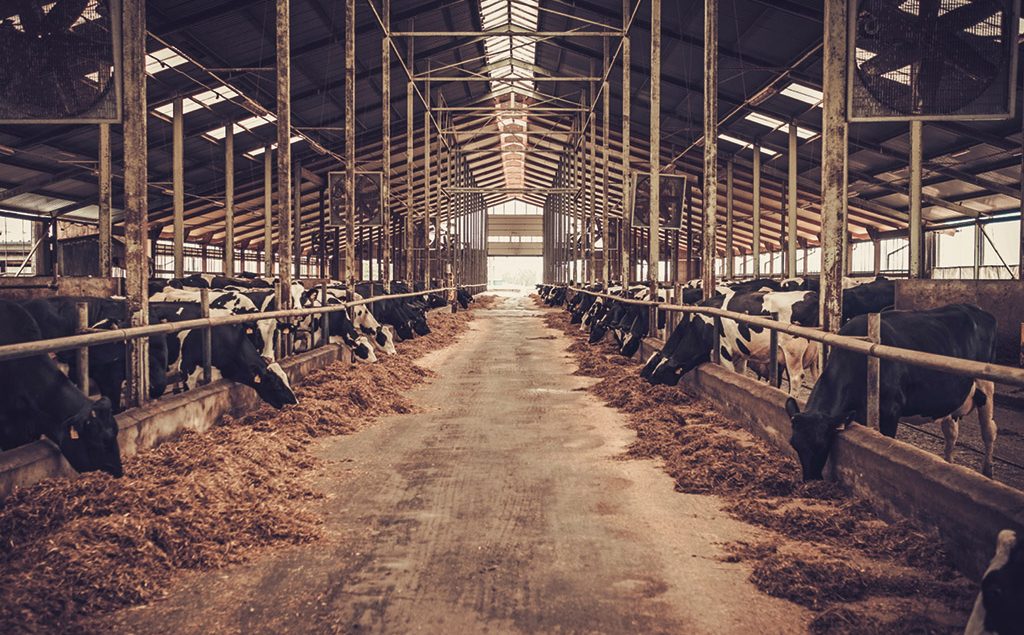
[250,362,299,409]
[61,396,122,477]
[975,530,1024,635]
[353,335,378,363]
[640,352,664,381]
[374,326,397,355]
[411,313,431,336]
[785,397,853,481]
[650,314,715,385]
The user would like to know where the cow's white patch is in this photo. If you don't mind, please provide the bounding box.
[266,361,293,389]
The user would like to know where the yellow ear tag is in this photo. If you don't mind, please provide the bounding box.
[253,375,262,384]
[245,327,254,334]
[69,427,79,440]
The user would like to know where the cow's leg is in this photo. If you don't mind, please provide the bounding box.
[780,339,803,396]
[976,380,997,478]
[940,416,960,464]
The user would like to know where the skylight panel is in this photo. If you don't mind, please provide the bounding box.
[205,113,276,140]
[244,136,304,159]
[146,47,188,75]
[743,112,815,139]
[153,86,239,119]
[719,133,778,156]
[779,82,823,107]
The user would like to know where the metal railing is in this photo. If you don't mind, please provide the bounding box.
[567,285,1024,399]
[0,284,487,407]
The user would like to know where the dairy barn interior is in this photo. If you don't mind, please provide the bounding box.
[2,0,1024,633]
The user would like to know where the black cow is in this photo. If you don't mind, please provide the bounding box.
[842,277,894,323]
[150,302,298,409]
[0,300,121,477]
[21,297,169,413]
[785,304,997,481]
[966,529,1024,635]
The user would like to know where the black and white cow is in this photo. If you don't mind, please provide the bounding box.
[20,297,169,412]
[966,529,1024,635]
[290,283,378,361]
[785,304,997,481]
[780,276,820,292]
[150,302,298,409]
[0,300,122,477]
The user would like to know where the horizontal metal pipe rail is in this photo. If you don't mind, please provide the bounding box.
[0,286,478,364]
[566,286,1024,389]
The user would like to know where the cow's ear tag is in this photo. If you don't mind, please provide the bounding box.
[245,327,254,334]
[253,375,262,384]
[68,426,80,440]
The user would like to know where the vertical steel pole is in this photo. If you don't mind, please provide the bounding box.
[768,312,779,388]
[725,159,734,279]
[172,96,185,277]
[200,288,212,385]
[382,0,392,291]
[278,0,293,306]
[406,76,415,283]
[621,0,631,289]
[601,38,611,285]
[820,0,847,334]
[293,161,302,279]
[123,0,149,407]
[752,142,761,277]
[702,0,718,298]
[909,120,923,278]
[588,77,597,284]
[224,123,235,276]
[98,123,112,277]
[787,121,798,278]
[649,0,661,293]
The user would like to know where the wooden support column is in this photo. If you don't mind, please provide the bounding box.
[405,75,415,282]
[224,124,235,276]
[620,0,631,288]
[601,38,611,284]
[588,81,597,284]
[648,0,661,291]
[98,123,112,276]
[172,96,185,277]
[123,0,149,406]
[293,161,302,279]
[752,142,761,277]
[725,159,734,278]
[701,0,718,298]
[344,0,356,289]
[423,82,432,286]
[787,121,798,278]
[318,186,326,277]
[909,120,923,278]
[381,0,392,290]
[277,0,293,303]
[820,0,848,334]
[263,145,273,275]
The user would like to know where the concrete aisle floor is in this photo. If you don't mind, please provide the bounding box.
[108,293,808,635]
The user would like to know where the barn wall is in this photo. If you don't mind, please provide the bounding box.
[0,276,122,301]
[895,279,1024,365]
[639,337,1024,580]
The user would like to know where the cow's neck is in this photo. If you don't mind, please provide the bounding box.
[35,371,90,445]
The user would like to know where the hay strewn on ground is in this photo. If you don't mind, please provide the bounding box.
[541,304,974,635]
[0,299,488,633]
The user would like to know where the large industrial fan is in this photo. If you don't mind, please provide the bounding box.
[848,0,1018,121]
[0,0,122,123]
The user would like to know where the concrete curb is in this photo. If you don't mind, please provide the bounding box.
[0,345,345,500]
[639,337,1024,580]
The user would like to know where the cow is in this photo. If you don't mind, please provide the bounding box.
[780,276,820,292]
[841,277,894,323]
[966,529,1024,635]
[290,284,377,361]
[0,300,122,477]
[784,304,997,481]
[20,297,169,413]
[149,302,298,409]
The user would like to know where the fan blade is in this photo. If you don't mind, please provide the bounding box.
[913,53,945,110]
[859,43,918,77]
[938,0,1003,33]
[919,0,941,23]
[43,0,91,34]
[948,36,999,81]
[13,0,45,36]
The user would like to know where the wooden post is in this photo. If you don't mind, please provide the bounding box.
[317,187,326,277]
[725,159,734,278]
[405,75,415,283]
[200,288,212,385]
[98,123,112,277]
[768,312,779,388]
[123,0,149,407]
[909,120,923,278]
[344,0,356,290]
[787,121,798,278]
[172,95,185,277]
[293,161,302,279]
[263,145,273,276]
[752,141,761,277]
[224,123,235,276]
[321,281,330,345]
[702,0,718,298]
[277,0,293,304]
[649,0,661,293]
[820,0,847,335]
[423,81,432,287]
[620,0,631,289]
[382,0,392,291]
[601,38,611,284]
[866,312,881,429]
[75,302,90,394]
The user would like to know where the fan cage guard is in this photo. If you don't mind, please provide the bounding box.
[0,0,122,124]
[847,0,1019,122]
[328,171,383,228]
